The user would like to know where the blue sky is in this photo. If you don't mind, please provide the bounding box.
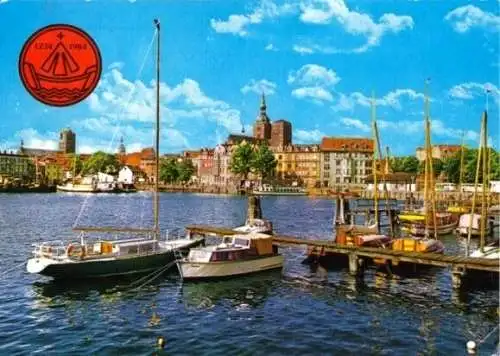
[0,0,498,155]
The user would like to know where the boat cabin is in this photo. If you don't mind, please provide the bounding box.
[187,233,277,263]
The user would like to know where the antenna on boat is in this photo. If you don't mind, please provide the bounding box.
[153,18,160,239]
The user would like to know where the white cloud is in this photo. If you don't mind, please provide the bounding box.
[212,0,412,53]
[88,68,243,134]
[294,128,325,143]
[298,0,414,53]
[374,119,482,143]
[448,82,499,102]
[332,89,425,111]
[340,117,370,132]
[445,5,500,33]
[265,43,277,51]
[291,87,333,104]
[108,61,124,70]
[72,117,190,154]
[288,64,341,87]
[210,0,296,36]
[292,45,314,54]
[241,79,277,95]
[15,129,58,150]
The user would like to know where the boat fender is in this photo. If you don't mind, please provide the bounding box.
[80,246,86,260]
[66,243,75,256]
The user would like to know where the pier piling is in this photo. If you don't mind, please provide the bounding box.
[451,265,467,289]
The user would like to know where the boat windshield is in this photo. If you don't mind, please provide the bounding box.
[234,237,250,247]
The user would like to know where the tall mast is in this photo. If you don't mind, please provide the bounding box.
[153,19,160,238]
[480,110,488,252]
[371,91,379,232]
[458,131,465,202]
[466,114,484,256]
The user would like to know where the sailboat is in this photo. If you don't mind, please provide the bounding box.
[26,20,204,279]
[467,110,499,259]
[392,80,446,254]
[335,94,390,247]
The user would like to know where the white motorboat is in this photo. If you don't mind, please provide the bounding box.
[177,233,284,280]
[455,213,491,237]
[470,240,500,259]
[233,218,273,234]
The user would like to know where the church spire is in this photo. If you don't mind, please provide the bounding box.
[257,92,270,123]
[118,136,126,154]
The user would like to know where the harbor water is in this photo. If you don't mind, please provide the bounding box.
[0,193,498,355]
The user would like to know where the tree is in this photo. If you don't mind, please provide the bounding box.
[230,142,255,180]
[177,159,195,183]
[81,152,120,175]
[440,148,499,183]
[252,143,277,180]
[418,158,443,175]
[160,158,179,183]
[390,156,419,173]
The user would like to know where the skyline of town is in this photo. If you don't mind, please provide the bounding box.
[0,1,498,156]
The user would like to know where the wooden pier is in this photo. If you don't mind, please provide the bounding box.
[185,224,499,289]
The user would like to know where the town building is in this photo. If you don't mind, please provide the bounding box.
[198,148,215,185]
[415,144,461,161]
[319,137,374,188]
[118,147,157,182]
[0,151,35,184]
[272,144,321,188]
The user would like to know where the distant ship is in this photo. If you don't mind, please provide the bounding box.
[252,183,307,196]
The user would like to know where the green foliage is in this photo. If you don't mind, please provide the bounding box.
[177,159,195,183]
[390,156,419,173]
[160,158,179,184]
[68,154,83,175]
[229,142,278,180]
[252,143,277,179]
[82,152,120,175]
[443,148,500,184]
[230,142,255,179]
[159,158,195,184]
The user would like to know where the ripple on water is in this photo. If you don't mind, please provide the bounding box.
[0,193,498,355]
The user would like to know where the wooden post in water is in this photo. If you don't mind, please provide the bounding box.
[348,253,364,277]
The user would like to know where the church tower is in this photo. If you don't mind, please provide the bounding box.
[118,136,126,155]
[253,93,271,142]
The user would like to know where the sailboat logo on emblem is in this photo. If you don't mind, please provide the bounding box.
[19,24,102,107]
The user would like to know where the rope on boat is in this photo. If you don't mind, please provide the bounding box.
[113,255,179,292]
[130,260,178,292]
[0,262,26,279]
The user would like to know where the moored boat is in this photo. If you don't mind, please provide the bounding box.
[26,230,204,279]
[455,213,492,237]
[399,211,457,236]
[252,183,306,196]
[176,233,284,280]
[469,240,500,259]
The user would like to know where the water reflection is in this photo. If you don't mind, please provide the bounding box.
[181,270,282,309]
[31,273,170,305]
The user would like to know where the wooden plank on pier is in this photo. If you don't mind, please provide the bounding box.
[185,224,500,273]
